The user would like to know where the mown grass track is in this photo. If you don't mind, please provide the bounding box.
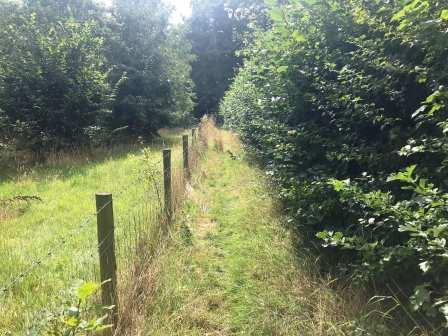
[143,131,396,336]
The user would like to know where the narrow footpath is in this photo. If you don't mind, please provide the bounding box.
[142,132,367,336]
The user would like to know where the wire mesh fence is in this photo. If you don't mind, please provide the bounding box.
[0,121,210,335]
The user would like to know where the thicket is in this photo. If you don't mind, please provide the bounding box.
[221,0,448,331]
[0,0,194,159]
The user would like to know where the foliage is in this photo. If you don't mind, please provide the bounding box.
[0,3,112,153]
[221,0,448,329]
[0,0,195,158]
[321,168,448,324]
[107,0,195,136]
[187,0,268,118]
[42,281,113,335]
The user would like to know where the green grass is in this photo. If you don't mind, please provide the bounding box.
[0,130,186,334]
[142,131,420,336]
[143,136,335,335]
[1,126,427,335]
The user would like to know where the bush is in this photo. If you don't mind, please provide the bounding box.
[0,0,196,156]
[221,0,448,329]
[0,8,112,153]
[40,281,113,335]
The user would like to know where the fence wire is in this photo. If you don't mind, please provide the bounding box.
[0,126,207,335]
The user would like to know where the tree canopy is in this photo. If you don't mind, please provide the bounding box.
[187,0,267,118]
[0,0,195,158]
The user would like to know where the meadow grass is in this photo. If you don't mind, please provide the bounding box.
[141,130,430,336]
[0,129,186,334]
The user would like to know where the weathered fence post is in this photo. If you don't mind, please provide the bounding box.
[163,149,172,219]
[183,134,190,180]
[95,193,118,333]
[192,128,196,142]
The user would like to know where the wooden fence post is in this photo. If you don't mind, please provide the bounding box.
[183,134,190,180]
[163,149,172,219]
[192,128,196,142]
[95,193,118,333]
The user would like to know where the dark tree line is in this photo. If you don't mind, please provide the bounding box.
[0,0,267,162]
[187,0,268,118]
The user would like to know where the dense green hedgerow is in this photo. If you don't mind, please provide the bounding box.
[221,0,448,330]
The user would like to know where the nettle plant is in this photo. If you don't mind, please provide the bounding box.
[318,165,448,325]
[42,281,114,335]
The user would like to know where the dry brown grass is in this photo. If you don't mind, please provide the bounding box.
[0,205,15,222]
[0,196,42,223]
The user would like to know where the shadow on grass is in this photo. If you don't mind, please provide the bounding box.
[0,129,186,185]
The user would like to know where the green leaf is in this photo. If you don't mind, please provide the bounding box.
[328,178,350,192]
[270,8,283,22]
[265,0,277,8]
[76,281,100,301]
[316,231,329,239]
[292,31,306,43]
[441,9,448,21]
[387,165,417,184]
[277,66,288,74]
[64,316,80,328]
[410,284,431,311]
[398,223,420,233]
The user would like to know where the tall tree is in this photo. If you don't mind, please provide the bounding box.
[188,0,267,118]
[108,0,195,136]
[0,0,196,159]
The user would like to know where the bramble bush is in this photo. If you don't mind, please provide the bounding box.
[221,0,448,329]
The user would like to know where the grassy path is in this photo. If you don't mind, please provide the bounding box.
[143,133,365,335]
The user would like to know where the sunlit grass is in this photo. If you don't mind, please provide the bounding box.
[0,130,186,334]
[144,133,314,335]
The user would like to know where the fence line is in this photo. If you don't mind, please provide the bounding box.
[0,170,151,296]
[0,121,209,334]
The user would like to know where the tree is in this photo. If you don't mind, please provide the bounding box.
[188,0,267,118]
[0,0,196,158]
[0,1,112,153]
[107,0,195,136]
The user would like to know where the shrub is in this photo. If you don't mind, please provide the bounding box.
[221,0,448,329]
[0,8,112,153]
[41,281,114,335]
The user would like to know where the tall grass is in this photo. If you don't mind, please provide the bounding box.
[0,127,206,335]
[141,126,432,336]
